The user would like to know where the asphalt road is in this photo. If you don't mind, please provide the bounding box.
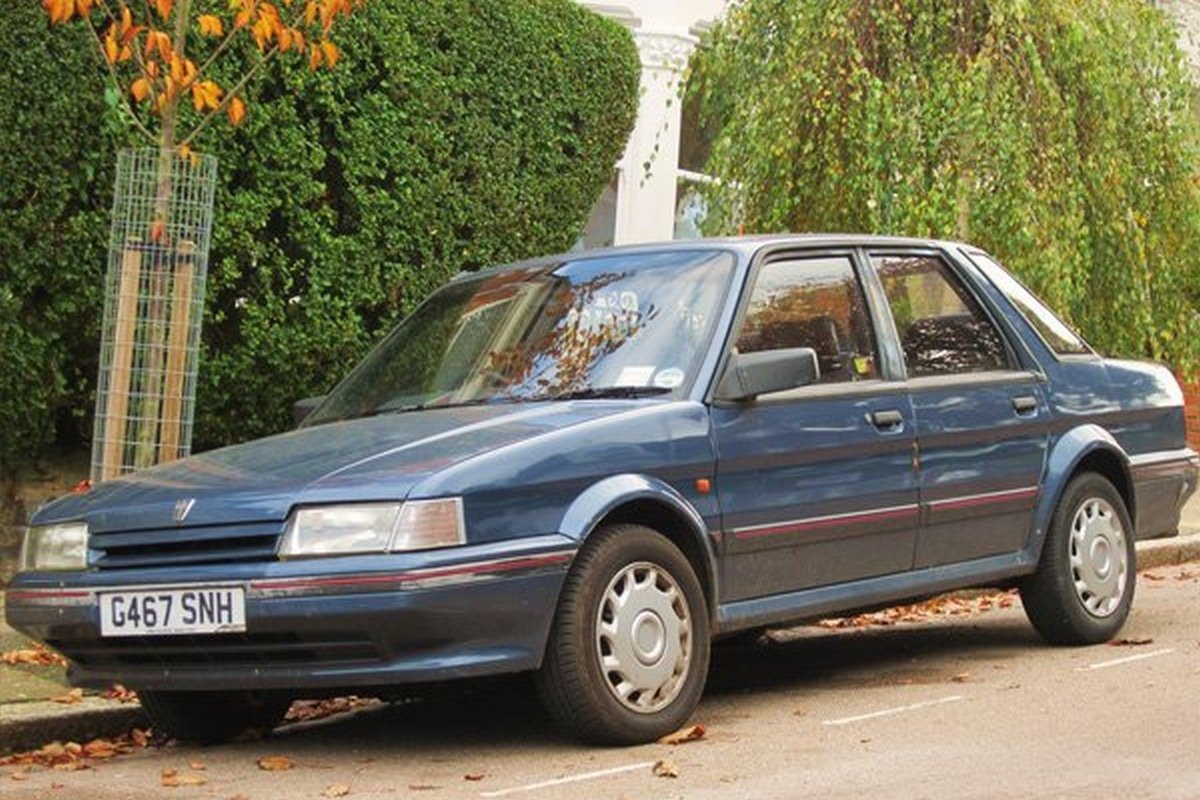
[6,565,1199,800]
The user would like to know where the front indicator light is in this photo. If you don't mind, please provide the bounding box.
[390,498,466,551]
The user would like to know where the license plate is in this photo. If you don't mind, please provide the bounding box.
[99,586,246,637]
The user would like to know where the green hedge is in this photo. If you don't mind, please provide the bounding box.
[0,0,639,469]
[689,0,1200,373]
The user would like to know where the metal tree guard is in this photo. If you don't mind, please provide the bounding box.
[91,148,217,482]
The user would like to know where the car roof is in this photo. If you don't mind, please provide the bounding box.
[451,233,971,282]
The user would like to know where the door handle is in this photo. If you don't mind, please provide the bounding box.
[1012,395,1038,415]
[870,409,904,430]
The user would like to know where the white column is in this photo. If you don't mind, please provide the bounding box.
[611,31,697,245]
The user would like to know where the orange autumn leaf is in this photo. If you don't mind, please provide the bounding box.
[131,77,151,102]
[256,756,295,771]
[227,96,247,126]
[152,0,174,21]
[43,0,74,24]
[309,46,322,70]
[320,40,340,67]
[198,14,224,37]
[191,80,223,112]
[74,0,94,17]
[103,31,119,64]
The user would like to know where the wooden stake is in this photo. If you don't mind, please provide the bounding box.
[101,243,142,480]
[159,241,195,462]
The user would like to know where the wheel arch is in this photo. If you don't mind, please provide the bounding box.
[1031,425,1134,562]
[558,474,719,621]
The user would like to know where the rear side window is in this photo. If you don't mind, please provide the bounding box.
[734,255,879,384]
[871,254,1010,378]
[967,251,1091,356]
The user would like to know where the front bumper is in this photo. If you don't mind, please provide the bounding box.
[5,535,575,692]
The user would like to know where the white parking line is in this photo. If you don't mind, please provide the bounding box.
[822,695,965,727]
[478,762,657,798]
[1077,648,1175,671]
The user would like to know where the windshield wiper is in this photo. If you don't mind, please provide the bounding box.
[542,386,673,401]
[371,397,515,416]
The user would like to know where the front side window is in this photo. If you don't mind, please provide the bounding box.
[734,255,879,384]
[967,251,1091,356]
[872,254,1010,378]
[306,250,736,424]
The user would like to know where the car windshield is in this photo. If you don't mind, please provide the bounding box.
[306,249,736,424]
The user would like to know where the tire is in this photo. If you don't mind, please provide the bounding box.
[1019,473,1136,645]
[535,524,711,745]
[138,690,292,744]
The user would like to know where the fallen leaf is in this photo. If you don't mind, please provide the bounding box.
[951,672,971,683]
[82,739,118,759]
[257,756,295,771]
[161,768,206,787]
[284,696,377,723]
[10,772,28,781]
[53,761,89,771]
[1109,637,1154,646]
[652,759,679,779]
[658,724,706,745]
[322,785,350,798]
[2,645,68,667]
[188,761,206,771]
[103,684,138,703]
[51,688,84,704]
[463,773,485,782]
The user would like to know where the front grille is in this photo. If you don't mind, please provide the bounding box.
[49,631,381,669]
[89,521,284,570]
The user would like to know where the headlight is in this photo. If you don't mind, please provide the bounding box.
[279,498,466,558]
[20,522,89,572]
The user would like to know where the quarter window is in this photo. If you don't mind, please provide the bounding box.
[735,256,879,384]
[872,254,1010,377]
[967,251,1091,356]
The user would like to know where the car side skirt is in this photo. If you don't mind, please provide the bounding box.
[716,550,1035,634]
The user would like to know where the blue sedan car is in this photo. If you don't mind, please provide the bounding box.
[8,235,1198,744]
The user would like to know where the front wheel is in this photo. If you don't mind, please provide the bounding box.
[1020,473,1136,645]
[536,524,710,745]
[138,689,292,744]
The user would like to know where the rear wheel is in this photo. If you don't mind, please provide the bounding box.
[138,690,291,744]
[536,524,710,745]
[1020,473,1136,645]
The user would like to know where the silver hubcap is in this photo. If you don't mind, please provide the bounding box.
[1069,497,1128,617]
[595,561,692,714]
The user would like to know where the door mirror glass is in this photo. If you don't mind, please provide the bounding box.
[716,347,821,401]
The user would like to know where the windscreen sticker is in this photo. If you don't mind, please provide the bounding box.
[653,367,685,389]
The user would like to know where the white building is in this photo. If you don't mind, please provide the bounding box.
[577,1,730,248]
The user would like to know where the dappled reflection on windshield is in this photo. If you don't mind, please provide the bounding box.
[308,250,735,424]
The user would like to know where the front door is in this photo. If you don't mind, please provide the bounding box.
[869,251,1049,567]
[712,251,920,601]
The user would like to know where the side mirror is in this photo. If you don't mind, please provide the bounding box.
[715,348,820,402]
[293,395,326,426]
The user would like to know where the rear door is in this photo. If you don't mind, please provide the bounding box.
[711,250,920,601]
[867,250,1049,567]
